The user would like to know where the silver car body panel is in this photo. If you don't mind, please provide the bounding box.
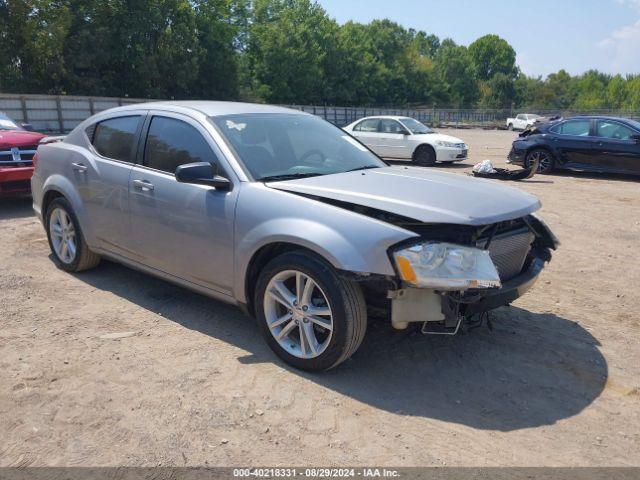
[268,166,541,226]
[32,101,543,310]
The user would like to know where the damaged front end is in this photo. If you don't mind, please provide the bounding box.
[384,213,558,333]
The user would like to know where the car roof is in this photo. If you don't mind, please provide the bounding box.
[109,101,308,117]
[564,115,634,122]
[356,115,413,121]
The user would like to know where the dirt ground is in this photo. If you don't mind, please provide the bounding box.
[1,129,639,467]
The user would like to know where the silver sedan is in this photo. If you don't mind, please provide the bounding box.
[31,102,557,371]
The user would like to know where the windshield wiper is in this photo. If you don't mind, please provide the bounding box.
[343,165,382,173]
[258,172,324,182]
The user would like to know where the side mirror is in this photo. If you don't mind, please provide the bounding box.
[175,162,231,190]
[20,122,34,131]
[631,134,640,144]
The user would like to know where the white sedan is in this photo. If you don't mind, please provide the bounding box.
[343,116,468,165]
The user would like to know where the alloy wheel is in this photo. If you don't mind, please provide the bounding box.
[263,270,333,359]
[528,150,552,173]
[49,207,77,264]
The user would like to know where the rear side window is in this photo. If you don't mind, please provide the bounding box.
[354,119,380,132]
[596,121,636,141]
[550,120,591,137]
[144,116,216,174]
[91,116,141,162]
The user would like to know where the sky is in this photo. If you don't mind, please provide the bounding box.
[316,0,640,78]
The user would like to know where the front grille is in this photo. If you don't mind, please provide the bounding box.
[477,228,534,281]
[0,145,38,167]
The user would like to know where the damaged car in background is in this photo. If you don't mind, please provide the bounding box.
[31,102,558,371]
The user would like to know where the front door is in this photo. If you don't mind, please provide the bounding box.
[128,113,238,296]
[591,119,640,174]
[377,119,411,159]
[75,113,144,256]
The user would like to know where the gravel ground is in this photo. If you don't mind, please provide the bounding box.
[1,129,639,467]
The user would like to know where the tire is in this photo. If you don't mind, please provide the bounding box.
[413,145,436,166]
[526,148,555,174]
[508,123,514,131]
[254,250,367,371]
[45,197,101,272]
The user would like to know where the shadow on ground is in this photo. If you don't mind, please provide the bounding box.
[74,259,607,433]
[0,196,34,220]
[550,169,640,183]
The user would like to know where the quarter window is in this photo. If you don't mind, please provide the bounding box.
[596,121,636,141]
[91,116,141,162]
[144,117,216,174]
[353,119,380,132]
[550,120,591,137]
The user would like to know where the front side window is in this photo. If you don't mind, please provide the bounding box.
[211,113,386,181]
[380,119,406,134]
[92,116,141,162]
[144,117,216,174]
[596,121,636,141]
[353,119,380,132]
[399,118,433,134]
[517,114,525,120]
[551,120,591,137]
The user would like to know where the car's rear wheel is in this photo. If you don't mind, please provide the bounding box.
[46,197,101,272]
[413,145,436,166]
[255,251,367,371]
[526,148,555,174]
[508,123,514,131]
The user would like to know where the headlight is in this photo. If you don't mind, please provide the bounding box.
[435,140,458,147]
[393,242,501,290]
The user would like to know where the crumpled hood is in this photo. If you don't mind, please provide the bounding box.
[0,130,45,149]
[414,132,465,144]
[267,166,540,226]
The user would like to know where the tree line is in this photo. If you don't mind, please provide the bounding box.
[2,0,639,110]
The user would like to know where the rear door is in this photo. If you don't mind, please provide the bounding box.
[349,118,382,155]
[591,119,640,174]
[76,113,145,255]
[548,119,594,167]
[128,111,238,295]
[377,119,411,159]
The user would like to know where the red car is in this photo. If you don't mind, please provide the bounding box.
[0,112,46,195]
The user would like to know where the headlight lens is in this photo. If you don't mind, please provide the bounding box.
[435,140,459,148]
[393,242,501,290]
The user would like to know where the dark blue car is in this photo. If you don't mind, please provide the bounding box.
[508,116,640,175]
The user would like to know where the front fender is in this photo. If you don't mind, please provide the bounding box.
[233,184,417,303]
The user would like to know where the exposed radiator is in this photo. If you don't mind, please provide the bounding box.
[477,228,534,281]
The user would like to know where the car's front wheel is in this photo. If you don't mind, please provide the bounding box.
[255,251,367,371]
[46,197,101,272]
[413,145,436,166]
[526,148,555,174]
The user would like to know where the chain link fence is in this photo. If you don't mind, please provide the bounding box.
[2,93,639,134]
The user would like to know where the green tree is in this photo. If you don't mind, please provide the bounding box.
[480,72,516,108]
[434,39,479,107]
[0,0,71,93]
[245,0,339,104]
[606,74,629,109]
[468,34,517,81]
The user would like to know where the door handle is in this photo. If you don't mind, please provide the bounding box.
[133,179,154,192]
[71,162,88,172]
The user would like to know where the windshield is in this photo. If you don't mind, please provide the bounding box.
[211,113,386,181]
[399,118,433,134]
[0,113,21,131]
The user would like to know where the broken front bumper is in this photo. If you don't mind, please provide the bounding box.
[390,248,548,329]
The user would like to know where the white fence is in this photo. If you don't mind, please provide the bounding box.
[3,92,639,134]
